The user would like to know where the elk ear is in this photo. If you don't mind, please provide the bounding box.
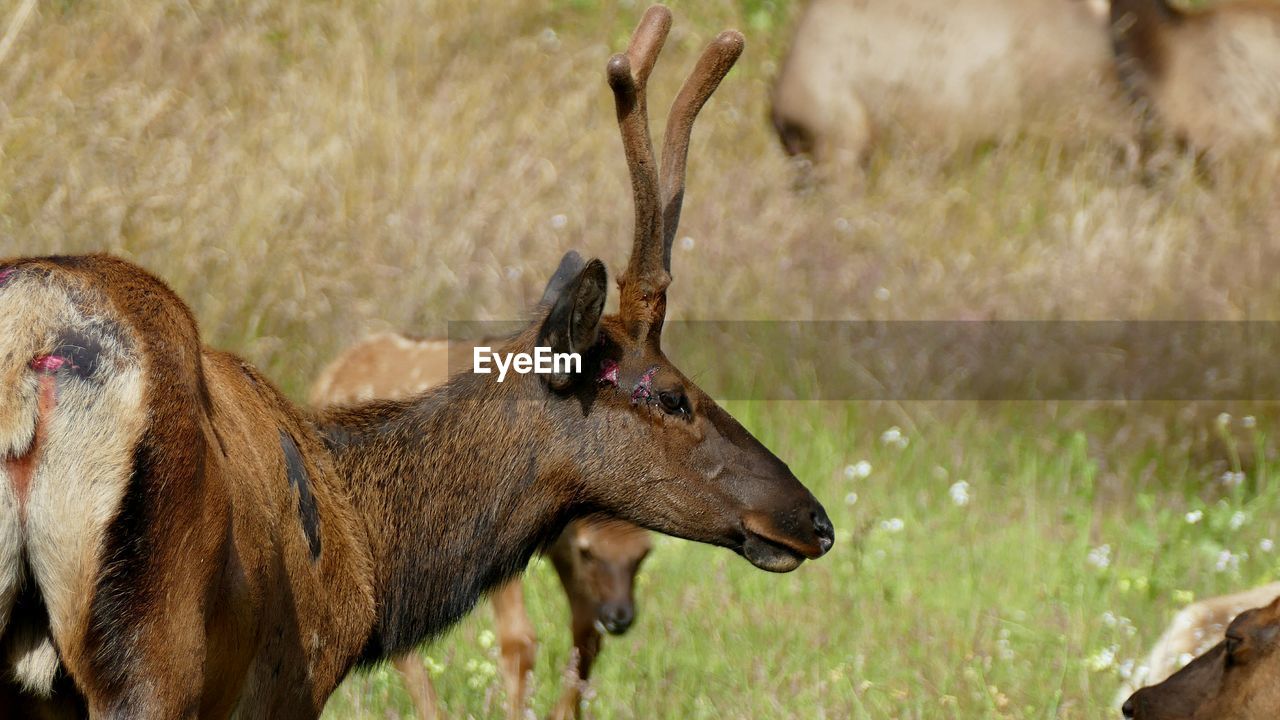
[536,251,588,310]
[538,259,607,391]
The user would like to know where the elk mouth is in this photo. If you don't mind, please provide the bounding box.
[740,530,810,572]
[738,513,829,573]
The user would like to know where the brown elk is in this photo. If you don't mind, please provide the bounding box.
[770,0,1117,167]
[1122,593,1280,719]
[0,6,832,717]
[1110,0,1280,162]
[311,311,652,720]
[1116,581,1280,707]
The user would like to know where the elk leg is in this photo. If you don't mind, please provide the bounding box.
[393,654,443,720]
[548,603,602,720]
[491,579,536,720]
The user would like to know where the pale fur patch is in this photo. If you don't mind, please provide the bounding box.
[0,271,146,694]
[21,365,145,694]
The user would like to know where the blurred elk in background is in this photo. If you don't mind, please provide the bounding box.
[1122,592,1280,719]
[312,302,652,720]
[1116,581,1280,706]
[770,0,1120,170]
[1110,0,1280,165]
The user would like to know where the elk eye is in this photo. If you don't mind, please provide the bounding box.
[658,389,689,417]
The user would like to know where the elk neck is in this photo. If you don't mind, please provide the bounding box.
[314,336,591,664]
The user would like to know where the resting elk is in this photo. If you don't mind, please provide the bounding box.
[0,5,833,717]
[1110,0,1280,162]
[310,296,652,720]
[1115,581,1280,707]
[770,0,1117,167]
[1122,592,1280,719]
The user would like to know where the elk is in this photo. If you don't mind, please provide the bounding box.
[1122,593,1280,719]
[770,0,1117,167]
[1115,581,1280,707]
[311,307,652,720]
[0,5,833,717]
[1110,0,1280,162]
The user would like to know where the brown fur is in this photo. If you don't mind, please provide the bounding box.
[313,332,652,720]
[1124,593,1280,719]
[1111,0,1280,160]
[0,6,831,717]
[770,0,1119,167]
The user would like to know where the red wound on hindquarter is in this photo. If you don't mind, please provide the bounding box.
[5,369,58,509]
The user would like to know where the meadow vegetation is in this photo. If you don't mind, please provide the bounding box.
[2,0,1279,717]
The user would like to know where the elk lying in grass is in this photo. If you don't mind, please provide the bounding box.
[1110,0,1280,162]
[770,0,1117,167]
[311,316,652,720]
[1123,592,1280,719]
[1116,581,1280,707]
[0,5,832,716]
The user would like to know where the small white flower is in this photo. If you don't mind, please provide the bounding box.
[478,629,495,649]
[844,461,872,480]
[680,236,695,250]
[880,517,905,533]
[1087,544,1112,570]
[1229,511,1247,531]
[550,213,568,229]
[1214,549,1242,573]
[1185,510,1204,524]
[1261,538,1274,553]
[948,481,971,507]
[844,492,859,506]
[1243,416,1257,428]
[1087,645,1118,672]
[1217,412,1232,428]
[1177,652,1194,668]
[874,287,891,302]
[880,426,907,448]
[1221,472,1245,489]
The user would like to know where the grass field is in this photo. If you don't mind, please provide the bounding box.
[3,0,1280,717]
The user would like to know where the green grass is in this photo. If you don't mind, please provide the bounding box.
[326,402,1280,719]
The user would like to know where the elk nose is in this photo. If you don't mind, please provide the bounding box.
[812,506,835,555]
[1121,695,1136,718]
[599,603,635,635]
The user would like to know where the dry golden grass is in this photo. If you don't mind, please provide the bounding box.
[3,0,1278,398]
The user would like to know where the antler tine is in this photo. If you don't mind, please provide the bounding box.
[608,5,672,331]
[659,30,744,272]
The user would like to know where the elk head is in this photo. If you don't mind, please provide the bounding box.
[524,5,833,573]
[561,521,651,635]
[1122,596,1280,719]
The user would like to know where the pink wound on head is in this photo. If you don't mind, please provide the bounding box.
[631,366,659,404]
[598,358,620,387]
[31,355,68,373]
[0,269,15,286]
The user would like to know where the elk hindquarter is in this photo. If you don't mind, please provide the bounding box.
[0,261,374,717]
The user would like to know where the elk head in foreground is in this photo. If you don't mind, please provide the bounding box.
[0,5,830,716]
[1122,595,1280,719]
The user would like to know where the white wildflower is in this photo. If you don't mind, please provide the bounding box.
[1087,544,1112,570]
[1261,538,1274,553]
[1185,510,1204,524]
[949,481,971,507]
[880,517,905,533]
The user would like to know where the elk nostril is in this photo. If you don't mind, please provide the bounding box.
[812,508,835,553]
[1122,696,1136,718]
